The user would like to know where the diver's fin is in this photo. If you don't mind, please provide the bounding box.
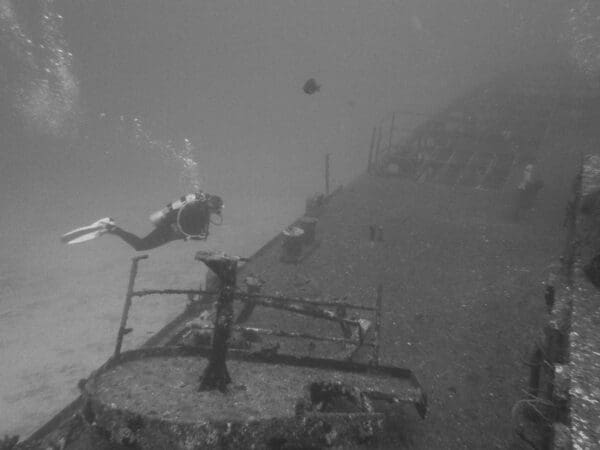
[61,217,115,244]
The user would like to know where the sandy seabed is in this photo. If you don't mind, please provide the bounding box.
[0,153,325,438]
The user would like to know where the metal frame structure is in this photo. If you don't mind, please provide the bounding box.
[83,252,426,448]
[113,254,384,365]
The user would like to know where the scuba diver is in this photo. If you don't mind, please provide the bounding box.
[61,192,224,251]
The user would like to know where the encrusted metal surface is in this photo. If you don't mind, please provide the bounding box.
[79,346,425,449]
[568,270,600,449]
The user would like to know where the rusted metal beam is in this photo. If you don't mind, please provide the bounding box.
[131,288,216,298]
[238,291,376,312]
[236,294,363,327]
[230,326,374,346]
[132,288,375,314]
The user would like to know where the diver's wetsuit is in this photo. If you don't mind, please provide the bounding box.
[108,221,182,251]
[107,196,216,251]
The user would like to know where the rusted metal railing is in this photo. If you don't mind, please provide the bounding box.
[112,255,382,366]
[113,255,148,359]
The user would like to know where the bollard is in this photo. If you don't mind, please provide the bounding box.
[281,226,304,263]
[298,217,318,245]
[305,193,325,217]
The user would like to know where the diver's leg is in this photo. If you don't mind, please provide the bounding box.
[108,225,177,251]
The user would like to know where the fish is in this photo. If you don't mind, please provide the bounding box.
[302,78,321,95]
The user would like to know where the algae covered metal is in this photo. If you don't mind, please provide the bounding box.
[76,251,427,449]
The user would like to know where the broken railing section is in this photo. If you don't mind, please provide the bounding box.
[113,257,378,359]
[113,254,148,359]
[112,254,217,361]
[232,290,379,358]
[367,123,520,189]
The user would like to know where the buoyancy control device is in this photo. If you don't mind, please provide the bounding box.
[149,193,207,225]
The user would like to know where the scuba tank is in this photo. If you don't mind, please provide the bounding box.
[149,193,206,225]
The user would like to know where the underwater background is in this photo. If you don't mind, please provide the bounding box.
[0,0,585,438]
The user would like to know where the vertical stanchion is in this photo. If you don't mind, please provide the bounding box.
[374,127,382,171]
[197,252,239,392]
[374,284,383,366]
[527,346,543,397]
[564,153,584,283]
[325,153,330,196]
[368,126,376,173]
[113,254,148,359]
[387,112,396,157]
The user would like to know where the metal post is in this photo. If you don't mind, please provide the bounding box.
[368,126,376,173]
[196,251,239,392]
[374,126,383,169]
[113,254,148,359]
[387,112,396,156]
[325,153,330,196]
[527,345,543,397]
[373,284,383,366]
[563,154,583,282]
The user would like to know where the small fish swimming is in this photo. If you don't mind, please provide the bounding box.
[302,78,321,95]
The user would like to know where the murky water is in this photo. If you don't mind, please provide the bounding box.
[0,0,591,439]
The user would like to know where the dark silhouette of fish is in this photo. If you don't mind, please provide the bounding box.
[302,78,321,95]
